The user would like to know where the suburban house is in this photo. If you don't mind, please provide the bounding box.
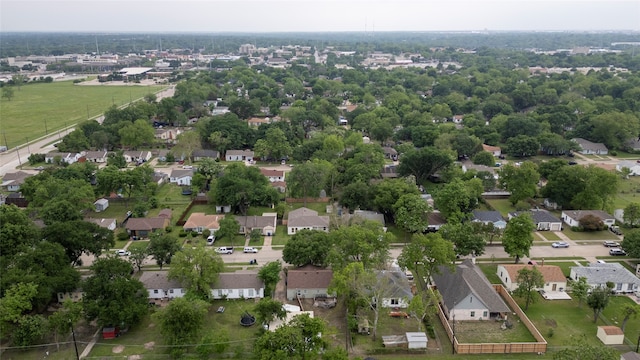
[83,150,109,163]
[211,271,265,300]
[45,152,81,164]
[432,259,510,321]
[472,210,507,229]
[271,181,287,193]
[624,138,640,152]
[426,211,447,232]
[85,217,117,231]
[286,265,333,300]
[286,207,330,235]
[572,138,608,155]
[154,128,180,143]
[381,164,398,178]
[382,147,398,161]
[125,209,172,239]
[497,264,568,295]
[508,209,563,231]
[570,263,640,294]
[348,210,386,227]
[123,151,152,163]
[260,168,285,182]
[169,169,194,186]
[235,215,277,236]
[182,213,224,234]
[57,275,89,303]
[1,171,33,192]
[94,198,109,212]
[616,160,640,176]
[247,117,270,127]
[461,163,498,179]
[139,271,186,300]
[561,210,615,228]
[153,172,168,185]
[482,144,502,157]
[225,150,254,162]
[193,149,220,161]
[373,270,413,308]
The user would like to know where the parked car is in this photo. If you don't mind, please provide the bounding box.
[206,235,215,246]
[243,246,258,253]
[552,242,570,248]
[603,241,620,247]
[568,161,578,165]
[609,248,626,256]
[215,247,234,254]
[116,249,131,256]
[610,226,623,235]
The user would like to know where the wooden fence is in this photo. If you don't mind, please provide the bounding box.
[436,284,547,355]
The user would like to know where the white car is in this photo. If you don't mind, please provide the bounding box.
[215,247,234,254]
[206,235,215,246]
[116,249,131,256]
[243,247,258,253]
[551,242,569,248]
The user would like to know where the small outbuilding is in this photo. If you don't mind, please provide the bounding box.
[596,325,624,345]
[406,332,428,349]
[94,198,109,212]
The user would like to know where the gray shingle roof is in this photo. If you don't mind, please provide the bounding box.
[215,271,264,290]
[139,271,183,289]
[510,209,561,224]
[432,259,509,313]
[472,210,504,223]
[571,263,640,286]
[287,265,333,289]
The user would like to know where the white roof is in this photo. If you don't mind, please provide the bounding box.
[118,67,153,76]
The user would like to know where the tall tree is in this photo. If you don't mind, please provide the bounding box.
[253,127,291,161]
[619,303,639,332]
[254,298,287,326]
[212,163,279,214]
[439,222,486,257]
[47,300,82,351]
[433,178,480,223]
[287,160,332,204]
[513,267,544,310]
[282,230,331,267]
[586,285,612,323]
[623,202,640,227]
[254,313,328,360]
[42,220,114,266]
[216,216,240,243]
[571,277,590,307]
[118,119,155,149]
[258,261,282,298]
[502,213,535,263]
[172,131,202,164]
[397,233,456,291]
[397,147,453,183]
[393,193,431,234]
[621,230,640,259]
[169,243,224,300]
[148,232,180,270]
[154,297,209,356]
[498,162,540,205]
[328,221,392,271]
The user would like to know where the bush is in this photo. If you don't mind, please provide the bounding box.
[472,151,495,166]
[579,214,604,231]
[165,226,173,233]
[149,197,158,209]
[202,229,211,238]
[547,328,554,338]
[610,150,618,156]
[515,201,531,211]
[178,230,188,237]
[117,231,130,241]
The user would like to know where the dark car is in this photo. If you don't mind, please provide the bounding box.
[568,161,578,165]
[609,248,626,256]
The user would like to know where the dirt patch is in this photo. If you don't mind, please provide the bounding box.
[144,341,155,350]
[112,345,125,353]
[148,322,155,328]
[545,319,557,328]
[129,355,142,360]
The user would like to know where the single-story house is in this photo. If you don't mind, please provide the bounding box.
[1,171,33,192]
[381,164,398,178]
[572,138,608,155]
[225,150,254,162]
[432,259,510,321]
[287,207,330,235]
[211,271,265,299]
[153,172,168,185]
[169,169,194,186]
[383,147,398,161]
[286,265,333,300]
[193,149,220,161]
[123,151,152,163]
[247,117,270,127]
[154,128,180,142]
[461,163,499,179]
[45,152,81,164]
[94,198,109,212]
[624,138,640,152]
[84,150,109,163]
[125,209,172,238]
[4,192,28,207]
[373,270,413,308]
[57,275,90,303]
[182,213,224,234]
[271,181,287,193]
[348,210,386,227]
[139,271,185,300]
[570,263,640,294]
[472,210,507,229]
[508,209,563,231]
[597,326,624,345]
[616,160,640,176]
[85,218,117,231]
[235,215,277,236]
[497,264,567,293]
[561,210,615,228]
[482,144,502,157]
[426,211,446,232]
[260,168,285,182]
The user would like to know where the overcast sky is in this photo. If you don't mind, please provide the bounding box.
[2,0,639,33]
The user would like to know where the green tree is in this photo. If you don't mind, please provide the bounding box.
[393,193,431,234]
[254,313,328,360]
[282,230,331,267]
[258,261,282,298]
[212,163,279,214]
[328,221,392,271]
[472,151,495,166]
[586,285,611,323]
[83,257,148,327]
[169,243,224,300]
[0,204,40,257]
[172,131,202,164]
[253,127,291,161]
[254,298,287,326]
[119,119,155,149]
[553,334,618,360]
[107,150,127,168]
[505,135,540,157]
[196,329,229,359]
[439,222,486,257]
[287,160,332,204]
[13,314,46,346]
[372,178,420,223]
[148,232,180,269]
[502,213,535,263]
[216,216,240,243]
[154,297,209,354]
[2,86,14,101]
[619,303,639,332]
[499,162,540,205]
[398,147,453,183]
[433,178,480,223]
[47,300,82,351]
[571,277,590,307]
[407,288,441,331]
[513,267,544,310]
[621,230,640,258]
[0,282,38,335]
[42,220,114,266]
[229,98,259,119]
[398,233,456,291]
[623,202,640,227]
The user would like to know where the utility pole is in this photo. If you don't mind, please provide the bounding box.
[70,321,80,360]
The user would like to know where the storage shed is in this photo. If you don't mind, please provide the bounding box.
[596,325,624,345]
[94,198,109,212]
[406,332,428,349]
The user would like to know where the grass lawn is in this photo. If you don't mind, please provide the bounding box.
[485,199,515,217]
[601,296,640,344]
[538,231,561,241]
[0,81,165,148]
[453,317,536,343]
[612,176,640,210]
[561,228,618,241]
[271,225,289,246]
[128,240,150,252]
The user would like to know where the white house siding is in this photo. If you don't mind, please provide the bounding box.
[381,297,410,308]
[287,226,329,235]
[448,294,490,321]
[286,287,328,300]
[170,176,191,186]
[211,287,264,300]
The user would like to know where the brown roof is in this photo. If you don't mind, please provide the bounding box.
[158,209,172,219]
[501,264,565,283]
[183,213,223,230]
[260,168,285,177]
[125,217,169,231]
[600,326,624,335]
[287,265,333,289]
[482,144,502,152]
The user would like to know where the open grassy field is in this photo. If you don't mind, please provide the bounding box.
[0,81,165,149]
